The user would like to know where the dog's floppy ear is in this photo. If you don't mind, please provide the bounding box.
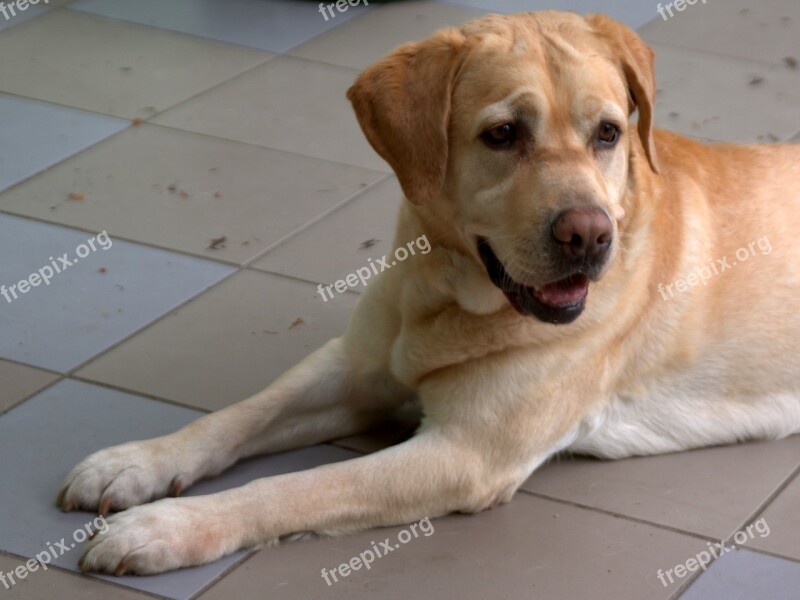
[586,14,659,174]
[347,29,467,204]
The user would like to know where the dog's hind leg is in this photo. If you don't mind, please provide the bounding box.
[568,389,800,460]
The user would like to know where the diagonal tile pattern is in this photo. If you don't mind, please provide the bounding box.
[70,0,370,53]
[0,214,234,372]
[0,10,270,119]
[153,55,390,171]
[0,93,127,193]
[76,270,358,411]
[0,124,385,264]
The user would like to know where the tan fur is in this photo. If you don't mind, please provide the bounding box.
[59,12,800,575]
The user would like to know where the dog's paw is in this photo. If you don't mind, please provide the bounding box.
[57,440,191,514]
[78,498,231,575]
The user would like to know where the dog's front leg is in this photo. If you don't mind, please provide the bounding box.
[78,430,494,575]
[79,358,591,575]
[58,336,413,515]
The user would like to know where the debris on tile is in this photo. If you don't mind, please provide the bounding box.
[207,236,227,250]
[213,191,222,199]
[780,16,791,25]
[757,133,780,142]
[179,190,190,199]
[242,240,251,246]
[668,111,680,119]
[167,184,177,193]
[98,267,107,274]
[119,66,132,73]
[131,117,144,126]
[67,192,85,201]
[288,317,305,330]
[748,75,765,87]
[209,166,219,172]
[784,57,798,70]
[359,238,379,249]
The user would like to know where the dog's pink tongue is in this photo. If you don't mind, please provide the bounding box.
[535,275,589,307]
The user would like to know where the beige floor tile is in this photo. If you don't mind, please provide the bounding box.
[522,435,800,541]
[76,270,357,411]
[289,1,488,70]
[640,0,800,67]
[196,493,706,600]
[253,176,402,286]
[0,10,270,119]
[0,360,58,413]
[744,471,800,561]
[153,56,389,172]
[0,124,385,264]
[651,43,800,143]
[0,554,151,599]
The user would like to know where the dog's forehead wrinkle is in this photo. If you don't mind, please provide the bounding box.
[473,87,542,127]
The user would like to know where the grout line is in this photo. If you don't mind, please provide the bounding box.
[279,3,378,57]
[731,464,800,536]
[731,462,800,538]
[669,462,800,599]
[240,174,393,266]
[0,355,61,376]
[670,568,702,599]
[0,210,242,267]
[62,5,279,60]
[144,119,391,175]
[646,39,796,70]
[737,544,800,565]
[243,265,363,299]
[516,488,716,543]
[67,375,213,414]
[0,376,64,417]
[57,269,238,376]
[0,549,170,600]
[187,550,258,600]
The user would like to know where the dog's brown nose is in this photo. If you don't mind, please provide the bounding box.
[551,208,613,259]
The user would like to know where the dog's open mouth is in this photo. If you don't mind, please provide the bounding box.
[477,238,589,325]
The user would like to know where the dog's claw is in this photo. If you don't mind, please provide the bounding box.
[114,559,130,577]
[99,495,114,517]
[169,476,184,498]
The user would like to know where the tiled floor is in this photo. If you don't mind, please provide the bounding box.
[0,1,798,599]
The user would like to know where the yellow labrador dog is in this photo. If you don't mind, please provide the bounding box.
[60,11,800,575]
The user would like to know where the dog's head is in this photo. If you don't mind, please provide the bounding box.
[348,12,658,325]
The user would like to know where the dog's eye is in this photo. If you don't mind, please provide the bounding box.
[597,122,620,146]
[481,123,517,148]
